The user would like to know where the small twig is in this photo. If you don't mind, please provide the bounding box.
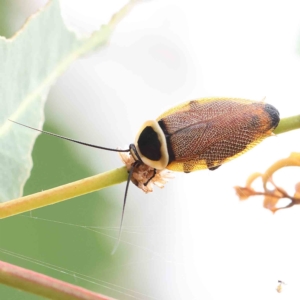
[2,112,299,219]
[0,167,128,219]
[235,153,300,212]
[274,114,300,135]
[0,260,116,300]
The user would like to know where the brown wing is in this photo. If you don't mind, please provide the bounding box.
[157,98,279,173]
[158,98,254,132]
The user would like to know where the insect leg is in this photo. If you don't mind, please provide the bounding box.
[144,169,157,186]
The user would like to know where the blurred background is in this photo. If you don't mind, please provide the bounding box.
[0,0,300,299]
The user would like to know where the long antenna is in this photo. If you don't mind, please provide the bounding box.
[111,164,135,254]
[9,120,130,152]
[10,119,135,254]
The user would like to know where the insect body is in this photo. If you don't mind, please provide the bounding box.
[133,98,280,173]
[9,97,280,251]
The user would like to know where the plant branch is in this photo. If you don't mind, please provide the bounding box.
[0,260,116,300]
[0,167,128,219]
[0,113,299,220]
[274,114,300,134]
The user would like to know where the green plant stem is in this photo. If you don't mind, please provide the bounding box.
[274,114,300,134]
[0,260,116,300]
[0,114,299,220]
[0,167,128,219]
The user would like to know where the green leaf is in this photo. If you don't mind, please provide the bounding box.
[0,0,136,202]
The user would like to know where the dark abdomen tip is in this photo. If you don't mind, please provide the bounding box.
[264,104,280,129]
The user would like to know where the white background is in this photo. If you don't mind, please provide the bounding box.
[21,0,300,299]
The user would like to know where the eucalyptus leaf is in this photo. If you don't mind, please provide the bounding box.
[0,0,135,202]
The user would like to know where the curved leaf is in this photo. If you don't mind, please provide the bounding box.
[0,0,136,202]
